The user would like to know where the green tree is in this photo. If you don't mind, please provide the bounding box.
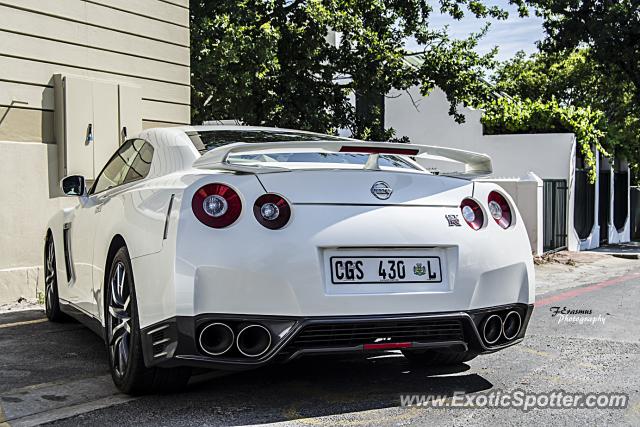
[526,0,640,106]
[190,0,522,140]
[482,95,607,182]
[490,49,639,180]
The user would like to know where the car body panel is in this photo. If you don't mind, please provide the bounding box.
[45,125,535,370]
[256,170,472,205]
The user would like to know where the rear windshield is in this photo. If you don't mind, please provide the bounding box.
[186,129,418,170]
[231,152,416,169]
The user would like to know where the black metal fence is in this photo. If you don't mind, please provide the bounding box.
[543,179,568,252]
[613,172,629,231]
[599,171,611,243]
[574,169,595,239]
[632,187,640,240]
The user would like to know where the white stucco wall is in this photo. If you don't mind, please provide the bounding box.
[385,86,483,147]
[0,142,74,303]
[385,85,587,252]
[479,174,544,255]
[0,0,191,304]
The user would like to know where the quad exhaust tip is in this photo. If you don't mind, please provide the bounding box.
[482,311,522,345]
[198,322,235,356]
[236,324,272,358]
[482,314,503,345]
[502,311,522,341]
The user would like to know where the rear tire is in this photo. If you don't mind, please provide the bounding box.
[401,349,477,365]
[44,234,67,322]
[105,246,191,395]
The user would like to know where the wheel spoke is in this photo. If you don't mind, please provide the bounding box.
[109,317,131,346]
[117,334,129,374]
[110,263,128,307]
[44,241,56,313]
[107,260,132,378]
[45,269,55,285]
[109,305,130,321]
[45,283,53,311]
[47,243,54,268]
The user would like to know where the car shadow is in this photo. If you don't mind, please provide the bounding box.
[1,310,493,424]
[175,353,493,424]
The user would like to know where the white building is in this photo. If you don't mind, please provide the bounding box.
[382,85,631,254]
[0,0,191,304]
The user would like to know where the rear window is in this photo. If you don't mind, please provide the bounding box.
[231,152,416,169]
[187,129,418,170]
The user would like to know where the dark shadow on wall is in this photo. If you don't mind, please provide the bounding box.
[0,100,29,125]
[44,77,62,199]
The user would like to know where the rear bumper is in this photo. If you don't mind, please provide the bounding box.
[141,303,534,370]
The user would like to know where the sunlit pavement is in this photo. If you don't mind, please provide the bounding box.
[1,269,639,426]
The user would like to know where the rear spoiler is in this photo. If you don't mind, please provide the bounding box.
[192,141,492,177]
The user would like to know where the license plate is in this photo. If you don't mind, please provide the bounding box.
[329,256,442,284]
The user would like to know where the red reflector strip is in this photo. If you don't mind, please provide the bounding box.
[339,146,419,156]
[363,342,413,350]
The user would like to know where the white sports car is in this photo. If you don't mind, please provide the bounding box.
[45,126,534,394]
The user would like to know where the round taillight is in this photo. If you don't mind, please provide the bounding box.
[460,198,484,230]
[192,183,242,228]
[253,194,291,230]
[488,191,512,229]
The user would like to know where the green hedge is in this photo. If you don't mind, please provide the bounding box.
[481,97,607,183]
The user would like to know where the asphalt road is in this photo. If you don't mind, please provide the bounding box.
[1,269,639,426]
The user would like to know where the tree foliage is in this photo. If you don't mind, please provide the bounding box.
[482,96,606,182]
[489,48,639,182]
[526,0,640,106]
[524,0,640,180]
[190,0,522,140]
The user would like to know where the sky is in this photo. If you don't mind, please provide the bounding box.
[406,0,546,62]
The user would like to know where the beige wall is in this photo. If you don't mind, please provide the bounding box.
[0,0,190,303]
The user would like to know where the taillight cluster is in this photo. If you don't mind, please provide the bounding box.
[253,194,291,230]
[192,183,291,230]
[487,191,511,229]
[460,191,512,230]
[192,183,242,228]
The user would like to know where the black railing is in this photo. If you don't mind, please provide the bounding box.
[599,171,611,243]
[574,169,595,239]
[543,180,568,252]
[614,172,629,231]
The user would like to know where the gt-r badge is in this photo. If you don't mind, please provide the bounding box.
[413,263,427,276]
[445,214,461,227]
[371,181,393,200]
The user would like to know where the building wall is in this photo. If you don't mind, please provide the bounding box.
[385,86,483,147]
[0,0,190,304]
[385,85,584,253]
[479,175,545,255]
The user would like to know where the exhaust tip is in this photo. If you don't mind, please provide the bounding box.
[236,324,272,358]
[502,311,522,341]
[482,314,503,345]
[198,322,235,356]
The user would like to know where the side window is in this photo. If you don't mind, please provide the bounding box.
[91,139,152,194]
[123,140,154,185]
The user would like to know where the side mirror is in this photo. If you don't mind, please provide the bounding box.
[61,175,86,196]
